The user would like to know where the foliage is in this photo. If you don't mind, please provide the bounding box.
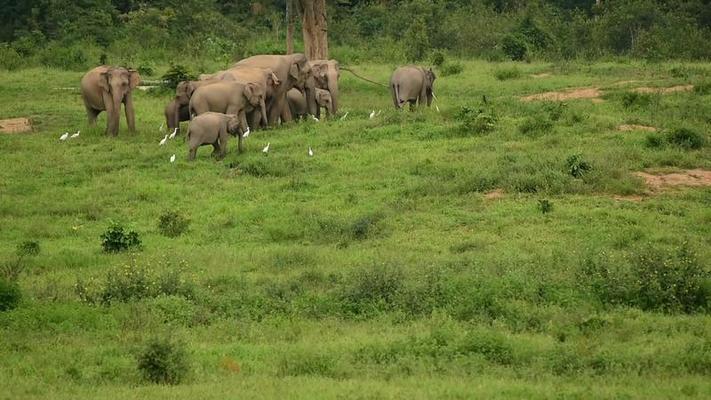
[566,154,592,178]
[518,115,553,136]
[1,241,41,281]
[161,65,195,90]
[538,199,553,214]
[666,128,705,150]
[440,62,464,77]
[621,92,652,108]
[0,278,21,312]
[456,105,497,135]
[430,50,446,66]
[494,66,522,81]
[100,223,141,253]
[158,211,190,238]
[137,337,190,385]
[502,34,528,61]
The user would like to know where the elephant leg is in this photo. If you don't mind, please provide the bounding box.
[85,106,100,126]
[188,145,198,161]
[100,91,116,136]
[124,94,136,133]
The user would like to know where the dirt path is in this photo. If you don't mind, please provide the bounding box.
[634,169,711,191]
[520,87,602,102]
[617,124,657,132]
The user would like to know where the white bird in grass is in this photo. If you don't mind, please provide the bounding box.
[311,115,319,122]
[262,142,270,154]
[376,110,382,116]
[70,130,80,139]
[435,105,440,113]
[308,147,314,157]
[369,110,376,119]
[242,126,250,138]
[170,154,176,163]
[432,92,438,101]
[340,112,349,121]
[159,134,168,146]
[169,127,178,139]
[159,122,164,132]
[59,132,69,141]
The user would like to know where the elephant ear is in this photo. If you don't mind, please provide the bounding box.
[98,72,110,93]
[128,70,140,89]
[244,83,256,99]
[186,82,197,98]
[289,63,300,81]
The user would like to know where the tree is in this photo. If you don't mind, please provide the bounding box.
[296,0,329,60]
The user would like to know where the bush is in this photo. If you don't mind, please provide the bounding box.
[137,337,190,385]
[161,64,195,90]
[566,154,592,178]
[1,240,41,281]
[341,265,404,316]
[694,82,711,95]
[494,66,521,81]
[645,133,665,149]
[518,116,553,136]
[621,92,652,108]
[158,211,190,238]
[0,44,24,70]
[502,34,527,61]
[0,278,21,312]
[666,128,705,150]
[100,223,141,253]
[440,62,463,77]
[38,43,90,70]
[430,50,446,66]
[456,105,497,135]
[538,199,553,214]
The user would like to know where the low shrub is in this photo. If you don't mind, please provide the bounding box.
[645,132,666,149]
[621,92,652,109]
[340,264,404,316]
[161,64,195,90]
[544,102,567,121]
[565,154,592,178]
[137,337,190,385]
[430,50,446,67]
[693,82,711,95]
[538,199,553,214]
[0,278,21,311]
[456,105,497,135]
[1,240,41,281]
[518,116,553,136]
[38,43,90,70]
[440,62,463,77]
[666,128,705,150]
[502,34,528,61]
[494,66,521,81]
[100,223,141,253]
[278,350,342,378]
[0,44,24,70]
[158,211,190,238]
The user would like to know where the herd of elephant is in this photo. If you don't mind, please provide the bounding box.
[79,54,437,160]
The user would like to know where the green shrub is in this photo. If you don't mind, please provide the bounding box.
[544,102,567,121]
[621,92,652,109]
[566,154,592,178]
[502,34,528,61]
[38,43,90,70]
[158,211,190,238]
[458,330,515,365]
[341,265,404,316]
[1,240,41,281]
[137,337,190,385]
[538,199,553,214]
[645,132,665,149]
[430,50,446,66]
[440,62,463,77]
[100,223,141,253]
[137,62,156,76]
[278,351,341,378]
[518,116,553,136]
[161,64,195,90]
[0,278,21,312]
[0,44,24,70]
[693,82,711,95]
[494,66,521,81]
[666,128,705,150]
[456,105,497,135]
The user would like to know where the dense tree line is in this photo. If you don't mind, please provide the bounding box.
[0,0,710,70]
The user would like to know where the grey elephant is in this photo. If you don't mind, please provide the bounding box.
[234,54,315,125]
[164,79,221,134]
[187,112,242,160]
[188,81,267,137]
[80,66,140,136]
[390,66,436,109]
[217,67,281,129]
[309,59,340,114]
[287,88,333,119]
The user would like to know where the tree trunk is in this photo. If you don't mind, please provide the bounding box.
[297,0,328,60]
[286,0,295,54]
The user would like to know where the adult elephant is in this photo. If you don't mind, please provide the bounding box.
[309,60,340,114]
[189,81,268,135]
[218,67,281,129]
[164,79,222,134]
[390,66,436,109]
[80,66,140,136]
[233,54,315,125]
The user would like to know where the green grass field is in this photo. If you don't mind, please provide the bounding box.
[1,60,710,399]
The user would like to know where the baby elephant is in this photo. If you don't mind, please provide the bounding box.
[186,112,243,161]
[287,87,333,119]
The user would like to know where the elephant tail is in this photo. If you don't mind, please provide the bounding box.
[393,83,405,108]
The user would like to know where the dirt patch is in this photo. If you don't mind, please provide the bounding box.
[633,85,694,94]
[0,118,32,134]
[531,73,552,79]
[484,189,505,200]
[520,87,602,102]
[634,169,711,192]
[613,195,645,202]
[618,124,657,132]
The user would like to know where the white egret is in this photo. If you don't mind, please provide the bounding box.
[159,122,164,132]
[170,154,176,163]
[369,110,375,119]
[59,132,69,141]
[308,147,314,157]
[70,130,80,139]
[168,127,178,139]
[311,115,319,122]
[435,105,440,113]
[262,142,270,153]
[242,126,250,138]
[159,134,168,146]
[340,112,349,121]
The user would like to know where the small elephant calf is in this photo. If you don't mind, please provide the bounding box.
[186,112,243,161]
[287,87,333,119]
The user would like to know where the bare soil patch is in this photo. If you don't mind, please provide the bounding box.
[531,73,552,79]
[484,189,505,200]
[520,87,602,102]
[618,124,657,132]
[0,118,32,134]
[633,85,694,94]
[613,195,645,202]
[634,169,711,191]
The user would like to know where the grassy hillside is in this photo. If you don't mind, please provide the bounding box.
[0,60,710,399]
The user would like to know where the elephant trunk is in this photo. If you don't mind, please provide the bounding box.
[110,91,123,134]
[305,79,318,117]
[327,71,339,114]
[260,98,268,127]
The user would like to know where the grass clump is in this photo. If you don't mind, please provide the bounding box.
[440,62,463,77]
[1,240,40,281]
[538,199,553,214]
[494,66,521,81]
[645,132,666,149]
[0,278,21,311]
[565,154,592,178]
[341,264,404,316]
[666,128,705,150]
[456,105,497,135]
[518,115,553,136]
[101,223,141,253]
[158,211,190,238]
[621,92,652,109]
[137,337,190,385]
